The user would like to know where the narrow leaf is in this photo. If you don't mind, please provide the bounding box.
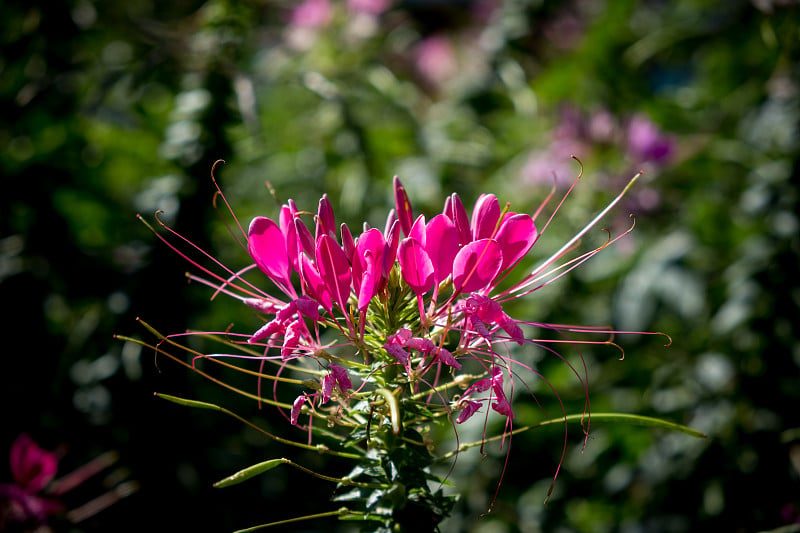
[154,393,224,412]
[214,459,285,488]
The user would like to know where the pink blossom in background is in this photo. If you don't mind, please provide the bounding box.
[0,434,63,528]
[289,0,333,28]
[414,35,458,88]
[347,0,391,15]
[626,114,675,164]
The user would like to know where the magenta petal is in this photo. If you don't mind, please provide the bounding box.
[495,213,537,271]
[408,214,427,246]
[452,239,503,294]
[393,176,413,236]
[249,318,283,344]
[385,343,409,364]
[299,254,332,314]
[294,217,315,258]
[386,328,412,345]
[10,434,58,492]
[340,223,356,263]
[383,219,400,278]
[316,234,352,311]
[354,228,387,310]
[470,193,501,240]
[281,321,302,360]
[384,208,397,237]
[248,217,291,288]
[315,194,336,241]
[290,395,306,425]
[294,295,321,321]
[445,193,472,245]
[435,347,461,369]
[321,373,334,403]
[330,362,352,392]
[279,206,301,272]
[406,336,435,353]
[425,214,460,283]
[456,399,482,424]
[398,237,434,295]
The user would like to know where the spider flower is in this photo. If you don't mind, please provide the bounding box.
[137,166,672,529]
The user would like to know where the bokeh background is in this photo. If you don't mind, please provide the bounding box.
[2,0,799,531]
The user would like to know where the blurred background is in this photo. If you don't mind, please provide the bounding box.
[1,0,799,531]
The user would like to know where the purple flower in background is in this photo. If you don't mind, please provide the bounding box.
[1,434,135,530]
[414,35,458,88]
[289,0,333,28]
[0,434,63,529]
[626,114,675,164]
[347,0,391,15]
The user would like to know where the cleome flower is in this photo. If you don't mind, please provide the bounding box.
[133,164,679,530]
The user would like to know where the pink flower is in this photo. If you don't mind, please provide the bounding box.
[9,434,58,493]
[0,435,62,528]
[289,0,333,28]
[414,35,458,88]
[626,114,674,164]
[347,0,391,15]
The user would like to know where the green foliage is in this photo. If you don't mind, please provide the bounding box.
[2,0,799,531]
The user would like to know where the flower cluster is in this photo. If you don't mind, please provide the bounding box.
[137,169,672,530]
[241,176,544,428]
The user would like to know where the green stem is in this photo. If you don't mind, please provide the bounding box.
[437,412,707,462]
[214,457,387,490]
[233,508,382,532]
[155,393,366,460]
[374,387,401,434]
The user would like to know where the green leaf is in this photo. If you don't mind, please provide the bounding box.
[214,459,286,488]
[567,412,708,439]
[154,392,224,412]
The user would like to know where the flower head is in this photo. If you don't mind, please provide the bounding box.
[138,166,671,528]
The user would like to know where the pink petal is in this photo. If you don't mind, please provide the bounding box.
[452,239,503,294]
[248,217,291,289]
[393,176,413,236]
[470,194,501,240]
[281,320,303,360]
[435,347,461,369]
[315,194,336,241]
[299,254,332,315]
[10,434,58,492]
[498,314,524,344]
[341,223,356,263]
[495,213,537,271]
[294,295,321,321]
[248,318,283,344]
[316,234,352,311]
[444,193,472,245]
[408,214,427,246]
[294,217,315,258]
[456,400,482,424]
[290,395,306,425]
[384,343,409,364]
[383,219,400,279]
[330,362,352,392]
[353,228,387,310]
[406,336,435,353]
[398,237,434,295]
[280,205,300,272]
[321,373,335,403]
[425,214,460,283]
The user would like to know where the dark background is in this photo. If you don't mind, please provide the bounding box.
[2,1,799,531]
